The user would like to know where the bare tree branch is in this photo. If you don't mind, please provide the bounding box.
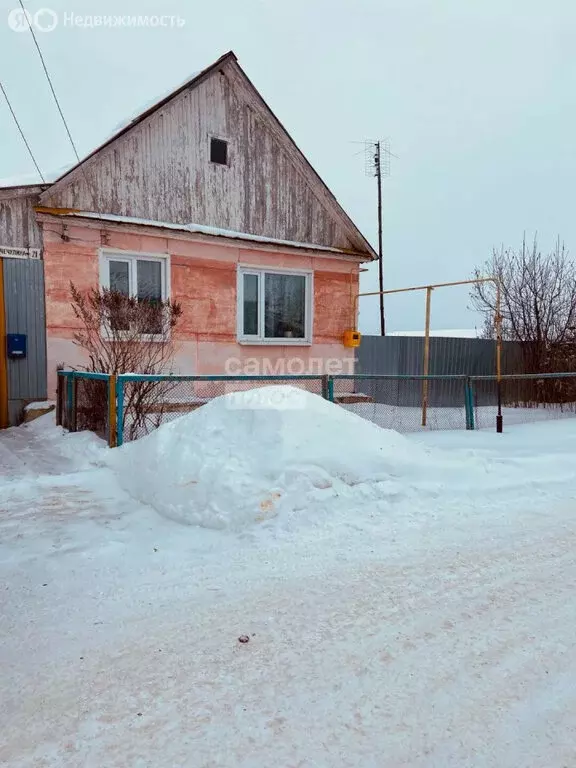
[470,235,576,373]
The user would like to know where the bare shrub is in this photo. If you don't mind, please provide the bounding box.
[70,283,183,440]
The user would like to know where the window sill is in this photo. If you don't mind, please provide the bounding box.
[100,331,170,343]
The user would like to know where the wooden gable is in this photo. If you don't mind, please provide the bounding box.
[0,186,46,250]
[40,53,375,257]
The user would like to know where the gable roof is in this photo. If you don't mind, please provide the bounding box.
[40,51,377,259]
[48,52,237,191]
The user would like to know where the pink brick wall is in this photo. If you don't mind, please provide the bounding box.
[43,220,360,394]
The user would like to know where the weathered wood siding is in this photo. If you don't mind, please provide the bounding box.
[41,60,368,254]
[0,188,44,250]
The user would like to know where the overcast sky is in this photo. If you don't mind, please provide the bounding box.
[1,0,575,333]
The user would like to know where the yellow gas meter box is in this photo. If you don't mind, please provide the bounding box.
[343,329,362,348]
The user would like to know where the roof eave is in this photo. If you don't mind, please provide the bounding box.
[35,209,373,261]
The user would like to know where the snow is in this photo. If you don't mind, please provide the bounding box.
[110,386,472,529]
[0,163,74,188]
[388,328,481,338]
[344,400,576,431]
[0,71,203,191]
[24,400,55,411]
[2,396,576,766]
[108,70,201,138]
[45,210,355,253]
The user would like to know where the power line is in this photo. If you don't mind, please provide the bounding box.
[0,79,45,182]
[18,0,81,165]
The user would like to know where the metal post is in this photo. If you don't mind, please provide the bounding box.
[55,373,62,427]
[465,377,475,430]
[421,286,432,427]
[495,280,503,433]
[72,376,78,432]
[496,380,503,433]
[321,374,328,400]
[327,376,335,402]
[108,375,117,448]
[116,376,124,447]
[66,373,74,431]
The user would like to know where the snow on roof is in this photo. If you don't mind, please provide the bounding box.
[46,53,237,188]
[388,329,481,339]
[0,163,74,189]
[107,70,201,139]
[41,210,366,256]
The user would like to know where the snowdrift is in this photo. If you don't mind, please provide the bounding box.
[110,386,446,529]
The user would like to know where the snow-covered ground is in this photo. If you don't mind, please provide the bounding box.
[344,401,576,432]
[2,388,576,767]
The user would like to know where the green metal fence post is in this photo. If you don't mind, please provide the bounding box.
[465,377,475,430]
[327,375,334,402]
[56,373,62,426]
[116,376,124,447]
[321,374,328,400]
[66,372,75,431]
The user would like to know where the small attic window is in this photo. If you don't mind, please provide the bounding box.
[210,137,228,165]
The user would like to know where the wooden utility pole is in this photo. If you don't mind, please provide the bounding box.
[357,138,391,335]
[375,141,385,335]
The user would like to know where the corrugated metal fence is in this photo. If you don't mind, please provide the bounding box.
[356,335,522,407]
[2,259,47,424]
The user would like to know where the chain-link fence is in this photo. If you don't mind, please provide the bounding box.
[56,370,576,447]
[117,375,327,444]
[331,374,471,432]
[56,371,112,442]
[472,373,576,430]
[75,376,110,439]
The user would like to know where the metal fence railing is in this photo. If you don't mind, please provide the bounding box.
[117,374,327,444]
[57,371,113,441]
[471,373,576,431]
[331,374,472,432]
[55,370,576,447]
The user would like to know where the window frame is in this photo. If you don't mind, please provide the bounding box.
[98,248,171,341]
[237,265,313,345]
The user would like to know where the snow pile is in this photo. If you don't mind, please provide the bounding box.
[388,328,480,338]
[24,401,55,411]
[110,386,451,529]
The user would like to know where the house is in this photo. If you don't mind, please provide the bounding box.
[0,51,376,424]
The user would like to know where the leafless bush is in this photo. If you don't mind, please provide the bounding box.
[70,283,183,439]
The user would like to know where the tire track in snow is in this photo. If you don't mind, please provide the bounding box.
[3,519,576,767]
